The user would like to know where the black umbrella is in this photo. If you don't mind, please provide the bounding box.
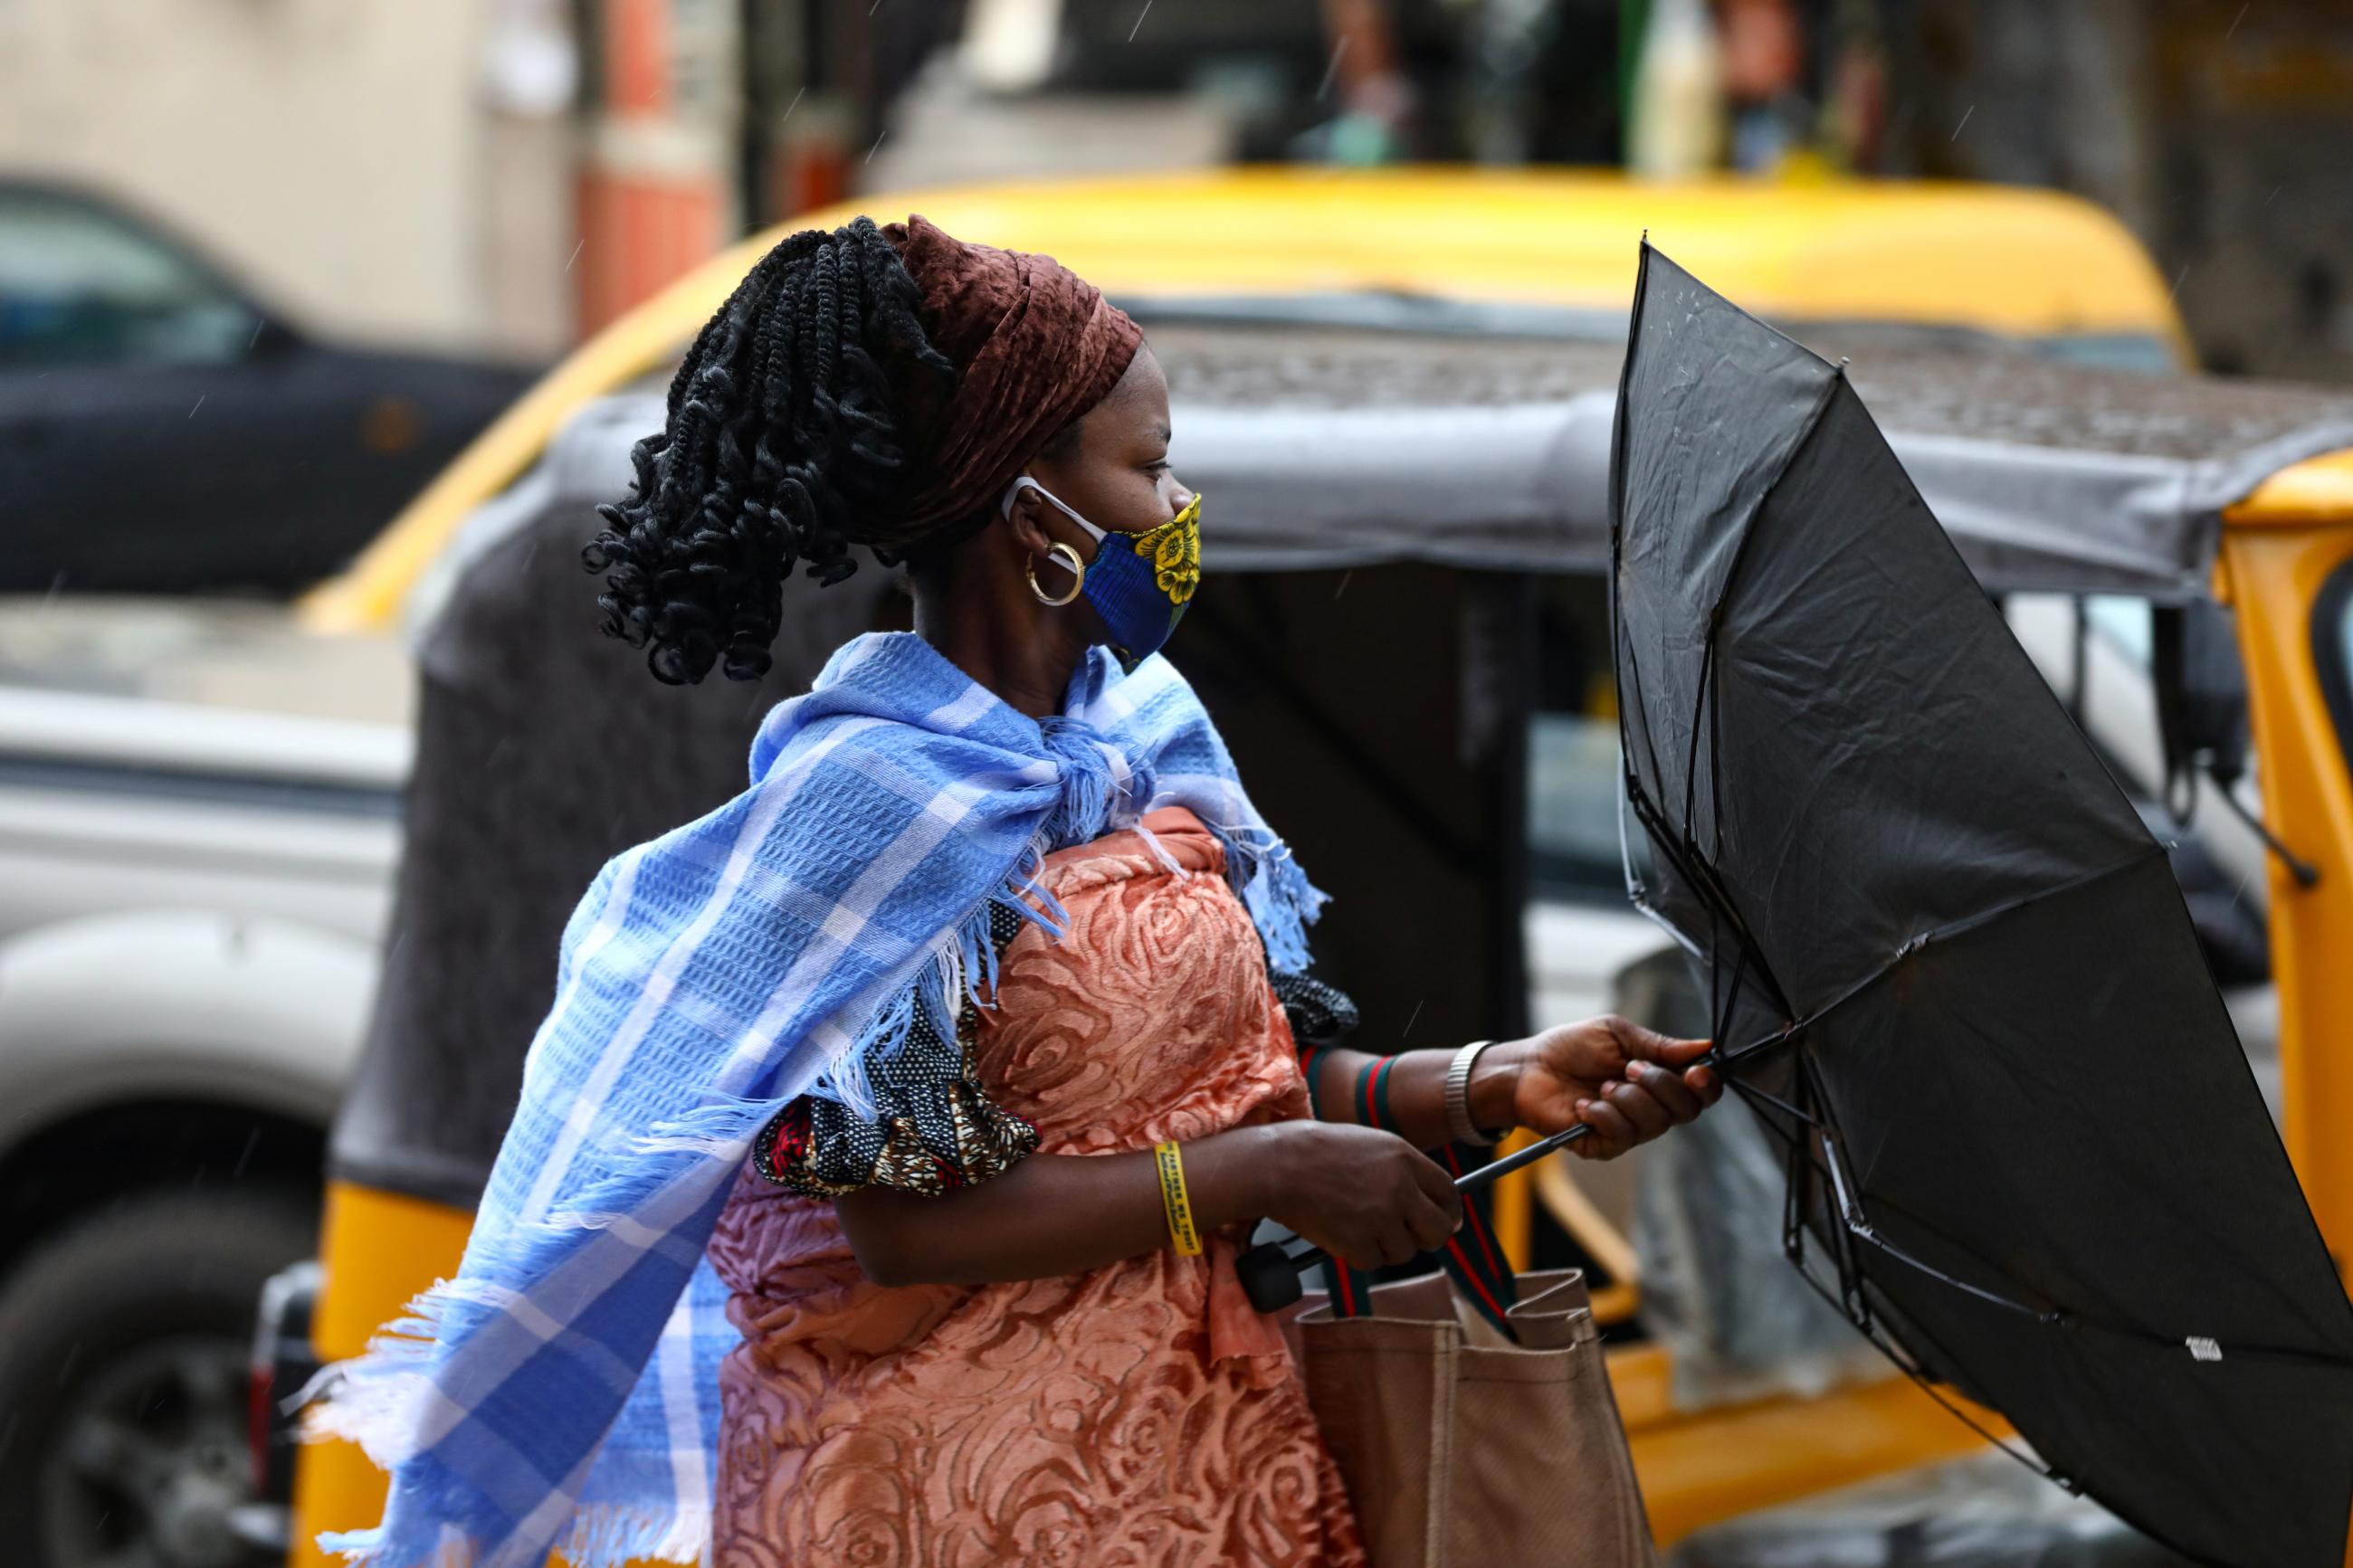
[1610,242,2353,1568]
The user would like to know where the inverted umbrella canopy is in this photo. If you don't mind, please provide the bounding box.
[1611,243,2353,1568]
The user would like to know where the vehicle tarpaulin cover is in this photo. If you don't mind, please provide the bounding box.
[1609,243,2353,1568]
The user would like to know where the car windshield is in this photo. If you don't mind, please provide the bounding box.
[0,188,257,367]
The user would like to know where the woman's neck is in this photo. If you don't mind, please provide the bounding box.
[911,567,1093,722]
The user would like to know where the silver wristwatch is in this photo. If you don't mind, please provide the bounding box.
[1443,1039,1507,1147]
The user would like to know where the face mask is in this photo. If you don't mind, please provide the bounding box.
[1000,476,1201,671]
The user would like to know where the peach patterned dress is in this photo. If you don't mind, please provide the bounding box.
[704,806,1367,1568]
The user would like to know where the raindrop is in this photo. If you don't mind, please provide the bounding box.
[232,1126,262,1179]
[781,86,806,123]
[1948,105,1974,141]
[1316,36,1351,105]
[2169,263,2191,301]
[188,394,207,418]
[2226,3,2249,39]
[1127,1,1151,42]
[1400,996,1425,1039]
[866,130,888,165]
[565,239,586,273]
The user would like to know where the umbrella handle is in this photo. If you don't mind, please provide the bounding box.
[1235,1122,1595,1312]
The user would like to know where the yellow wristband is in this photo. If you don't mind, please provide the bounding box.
[1153,1139,1203,1257]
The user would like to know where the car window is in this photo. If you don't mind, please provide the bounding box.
[1528,573,1626,902]
[0,190,257,368]
[2084,594,2154,665]
[2316,562,2353,793]
[2026,333,2182,375]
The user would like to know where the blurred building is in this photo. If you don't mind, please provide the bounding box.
[3,0,2348,377]
[0,0,878,355]
[0,0,576,356]
[1877,0,2353,383]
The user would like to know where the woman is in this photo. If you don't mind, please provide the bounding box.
[319,215,1717,1568]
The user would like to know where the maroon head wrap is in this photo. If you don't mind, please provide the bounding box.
[881,214,1144,539]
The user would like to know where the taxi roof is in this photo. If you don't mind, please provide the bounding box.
[303,167,2277,631]
[790,167,2186,344]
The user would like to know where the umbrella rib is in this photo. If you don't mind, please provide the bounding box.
[1790,1037,2138,1331]
[1679,364,1848,842]
[1808,1245,2333,1568]
[1629,842,2166,1110]
[1608,280,1846,1035]
[1759,842,2173,1057]
[1621,771,1792,1020]
[1849,1214,2353,1371]
[1720,1069,1818,1130]
[1654,369,1850,1019]
[1793,1251,2264,1568]
[1784,1244,2066,1488]
[1790,1045,2353,1374]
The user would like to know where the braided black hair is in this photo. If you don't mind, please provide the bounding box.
[582,217,958,685]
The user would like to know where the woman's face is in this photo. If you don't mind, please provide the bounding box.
[1022,344,1192,540]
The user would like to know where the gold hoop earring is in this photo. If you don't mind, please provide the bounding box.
[1027,542,1085,607]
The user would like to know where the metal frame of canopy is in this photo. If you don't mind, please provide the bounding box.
[1155,325,2353,599]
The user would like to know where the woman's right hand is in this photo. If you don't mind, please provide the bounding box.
[1253,1121,1463,1270]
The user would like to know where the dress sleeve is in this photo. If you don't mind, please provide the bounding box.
[1268,969,1359,1119]
[1269,969,1359,1047]
[751,901,1041,1199]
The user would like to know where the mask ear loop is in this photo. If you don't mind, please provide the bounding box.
[1001,476,1100,608]
[1000,475,1109,546]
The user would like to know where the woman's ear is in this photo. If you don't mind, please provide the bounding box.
[1002,480,1056,561]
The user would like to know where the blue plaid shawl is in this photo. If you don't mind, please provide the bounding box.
[314,632,1324,1568]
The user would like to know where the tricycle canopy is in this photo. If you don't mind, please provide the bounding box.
[1148,323,2353,598]
[532,322,2353,600]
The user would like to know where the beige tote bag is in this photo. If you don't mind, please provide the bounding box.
[1277,1268,1659,1568]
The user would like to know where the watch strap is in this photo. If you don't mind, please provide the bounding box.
[1444,1039,1505,1147]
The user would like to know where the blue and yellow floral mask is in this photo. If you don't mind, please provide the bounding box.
[1001,477,1201,671]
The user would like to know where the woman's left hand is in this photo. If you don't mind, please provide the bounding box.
[1493,1016,1720,1159]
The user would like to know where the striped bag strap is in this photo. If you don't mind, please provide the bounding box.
[1301,1049,1521,1339]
